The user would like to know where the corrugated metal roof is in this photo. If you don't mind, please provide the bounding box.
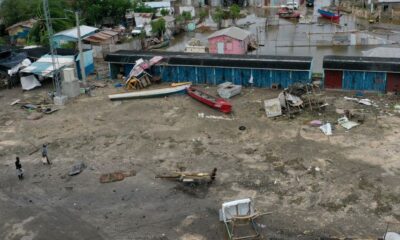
[21,54,75,77]
[6,19,37,31]
[83,30,119,43]
[105,50,312,70]
[207,27,251,41]
[144,1,171,8]
[323,55,400,72]
[54,25,98,39]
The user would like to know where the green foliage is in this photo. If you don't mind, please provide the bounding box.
[133,3,156,13]
[175,15,184,23]
[150,18,166,37]
[160,8,169,16]
[212,7,224,25]
[60,41,77,49]
[72,0,132,26]
[0,0,39,27]
[181,11,192,21]
[26,0,74,46]
[199,9,208,22]
[229,4,241,21]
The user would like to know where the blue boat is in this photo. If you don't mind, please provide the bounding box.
[318,7,340,21]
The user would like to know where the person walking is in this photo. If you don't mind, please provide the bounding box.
[15,157,23,180]
[42,144,51,165]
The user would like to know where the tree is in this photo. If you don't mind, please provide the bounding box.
[72,0,132,26]
[0,0,40,27]
[181,11,192,21]
[199,9,209,23]
[230,4,241,24]
[151,18,166,38]
[212,7,224,29]
[160,8,170,16]
[28,0,74,46]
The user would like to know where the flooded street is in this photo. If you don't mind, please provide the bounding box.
[166,0,400,72]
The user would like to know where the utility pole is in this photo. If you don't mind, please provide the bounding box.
[75,11,86,85]
[43,0,61,96]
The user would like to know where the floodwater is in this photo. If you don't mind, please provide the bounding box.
[166,0,400,72]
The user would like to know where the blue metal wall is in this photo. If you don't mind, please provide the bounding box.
[143,65,310,88]
[343,71,386,92]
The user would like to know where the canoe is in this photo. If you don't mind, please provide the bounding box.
[108,84,190,100]
[187,86,232,114]
[318,8,340,21]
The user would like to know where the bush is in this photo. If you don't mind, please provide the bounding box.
[160,8,169,16]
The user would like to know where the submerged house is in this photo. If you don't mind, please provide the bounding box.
[52,25,98,48]
[6,19,37,46]
[208,27,252,55]
[105,51,312,88]
[323,55,400,93]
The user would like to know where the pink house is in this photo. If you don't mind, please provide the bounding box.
[208,27,252,55]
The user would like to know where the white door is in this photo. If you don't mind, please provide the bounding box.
[217,42,224,54]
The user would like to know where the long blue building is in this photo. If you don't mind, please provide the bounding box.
[105,51,313,88]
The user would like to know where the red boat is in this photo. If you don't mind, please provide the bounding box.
[278,7,301,18]
[187,86,232,114]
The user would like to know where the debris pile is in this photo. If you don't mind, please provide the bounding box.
[264,83,327,118]
[124,56,163,90]
[156,168,217,186]
[217,82,242,99]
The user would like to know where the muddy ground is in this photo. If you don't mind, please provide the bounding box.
[0,82,400,240]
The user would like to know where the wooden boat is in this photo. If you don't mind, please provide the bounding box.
[108,84,190,100]
[147,40,170,50]
[318,7,341,21]
[278,7,301,18]
[187,86,232,114]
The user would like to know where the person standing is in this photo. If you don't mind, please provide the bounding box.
[42,144,51,165]
[15,157,23,180]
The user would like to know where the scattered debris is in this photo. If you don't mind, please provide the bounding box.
[264,98,282,118]
[217,82,242,99]
[5,120,14,126]
[92,82,107,88]
[198,113,234,121]
[10,99,20,106]
[69,162,87,176]
[156,168,217,186]
[309,120,323,127]
[344,97,375,106]
[239,126,246,131]
[320,123,332,136]
[171,82,192,87]
[26,112,43,120]
[100,170,136,183]
[338,116,359,130]
[219,198,266,240]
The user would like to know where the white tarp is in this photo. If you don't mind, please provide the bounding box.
[20,75,41,90]
[7,58,31,76]
[384,232,400,240]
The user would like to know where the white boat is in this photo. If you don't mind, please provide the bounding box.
[108,84,191,100]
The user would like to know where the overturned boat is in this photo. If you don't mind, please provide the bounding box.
[108,84,190,100]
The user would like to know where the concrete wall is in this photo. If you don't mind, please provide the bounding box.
[208,35,249,54]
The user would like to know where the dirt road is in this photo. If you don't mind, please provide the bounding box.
[0,84,399,239]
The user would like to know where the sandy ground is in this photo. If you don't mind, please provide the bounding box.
[0,82,400,240]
